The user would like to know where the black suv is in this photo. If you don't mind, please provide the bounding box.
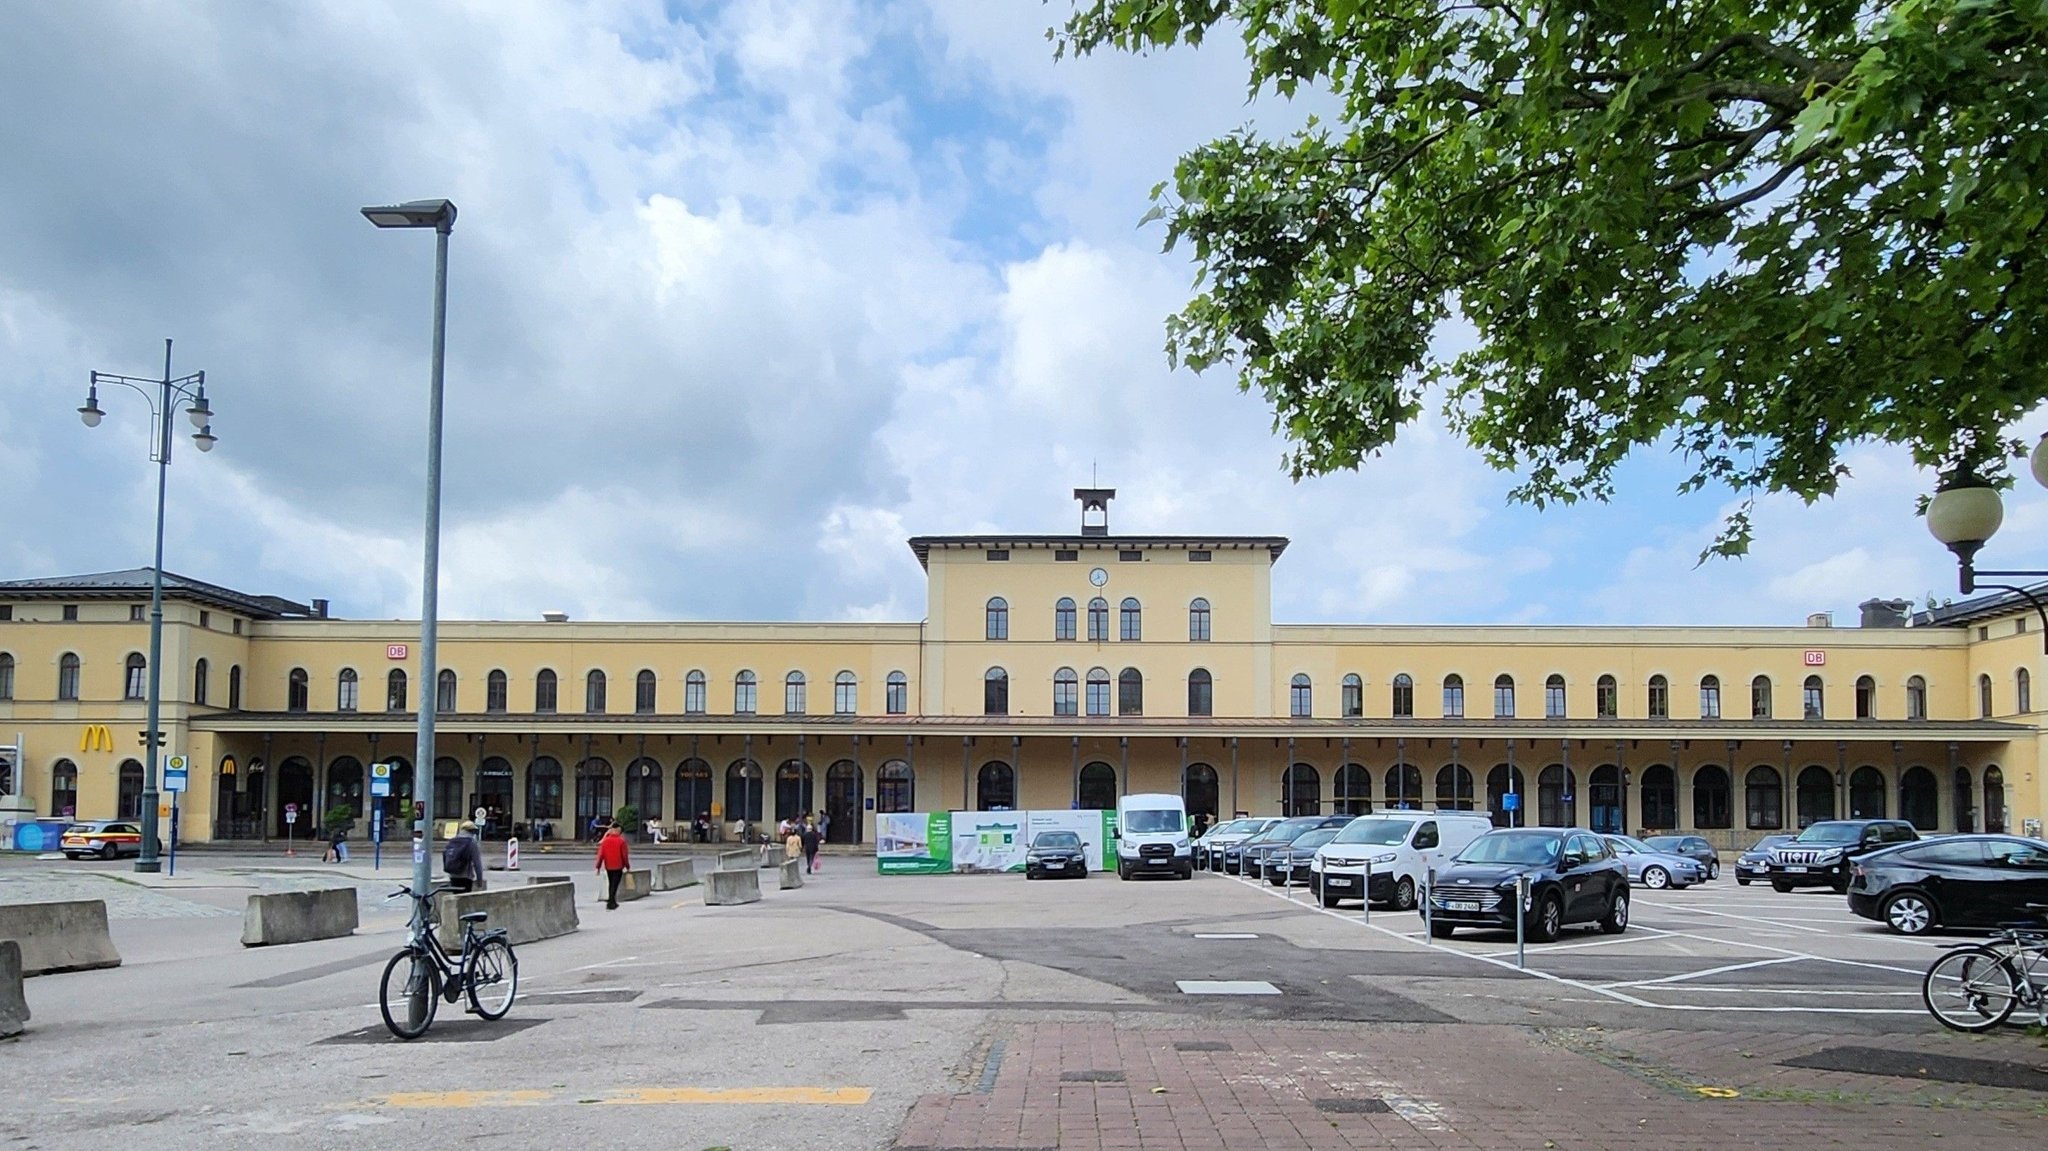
[1765,820,1919,892]
[1427,829,1630,942]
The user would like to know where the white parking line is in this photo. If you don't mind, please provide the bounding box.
[1628,904,1831,934]
[1477,929,1675,958]
[1600,957,1800,989]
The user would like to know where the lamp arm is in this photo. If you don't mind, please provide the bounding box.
[1967,579,2048,656]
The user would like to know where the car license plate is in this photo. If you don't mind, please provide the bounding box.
[1327,877,1352,887]
[1046,861,1064,870]
[1148,858,1169,866]
[1785,865,1807,873]
[1448,900,1480,912]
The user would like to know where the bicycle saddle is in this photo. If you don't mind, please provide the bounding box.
[459,911,489,924]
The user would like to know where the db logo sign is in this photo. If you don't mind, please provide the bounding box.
[386,643,410,660]
[1803,650,1827,666]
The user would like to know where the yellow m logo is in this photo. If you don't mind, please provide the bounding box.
[78,724,114,753]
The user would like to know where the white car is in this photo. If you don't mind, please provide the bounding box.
[1312,812,1494,910]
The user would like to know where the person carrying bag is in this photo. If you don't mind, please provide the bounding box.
[595,823,631,910]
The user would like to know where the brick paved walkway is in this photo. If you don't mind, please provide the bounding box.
[894,1023,2047,1151]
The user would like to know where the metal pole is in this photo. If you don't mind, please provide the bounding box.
[136,340,174,873]
[409,221,451,941]
[1361,856,1370,926]
[1423,865,1434,945]
[1516,873,1530,968]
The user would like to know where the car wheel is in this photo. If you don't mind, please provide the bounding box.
[1600,890,1630,935]
[1642,866,1670,890]
[1428,920,1455,939]
[1736,876,1751,886]
[1026,868,1040,881]
[1320,890,1340,909]
[1882,891,1937,936]
[1770,880,1793,894]
[1393,876,1417,911]
[1529,893,1564,943]
[102,843,119,860]
[1707,860,1720,880]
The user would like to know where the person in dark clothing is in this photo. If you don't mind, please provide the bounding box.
[443,822,485,893]
[799,818,822,874]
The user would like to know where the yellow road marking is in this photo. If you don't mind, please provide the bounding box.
[364,1086,870,1109]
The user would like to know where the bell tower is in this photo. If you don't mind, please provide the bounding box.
[1074,487,1115,537]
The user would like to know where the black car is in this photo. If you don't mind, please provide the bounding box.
[1643,834,1721,880]
[1236,815,1351,876]
[1260,824,1349,886]
[1765,820,1919,892]
[1025,830,1088,880]
[1847,835,2048,935]
[1734,834,1796,886]
[1427,829,1630,942]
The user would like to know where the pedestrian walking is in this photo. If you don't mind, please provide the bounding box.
[443,821,486,893]
[784,823,802,861]
[799,818,822,874]
[595,822,631,910]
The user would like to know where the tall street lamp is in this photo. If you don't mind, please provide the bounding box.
[80,339,218,873]
[361,198,456,965]
[1926,435,2048,652]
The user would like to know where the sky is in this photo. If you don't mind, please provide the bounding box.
[3,0,2043,629]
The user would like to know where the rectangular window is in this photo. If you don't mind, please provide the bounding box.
[1055,550,1078,562]
[1700,683,1722,719]
[835,680,857,715]
[886,677,907,715]
[1290,681,1312,717]
[1494,682,1515,718]
[635,676,656,714]
[129,605,145,622]
[1597,680,1617,718]
[986,549,1009,561]
[126,661,147,700]
[685,678,706,715]
[63,605,78,621]
[0,605,12,620]
[1545,683,1566,718]
[1648,680,1669,718]
[1751,680,1771,719]
[1978,626,1990,640]
[1188,550,1211,562]
[536,676,557,713]
[1118,550,1143,562]
[786,679,807,715]
[1188,677,1212,717]
[735,680,757,714]
[1341,679,1363,718]
[1118,675,1142,716]
[1054,677,1079,716]
[487,676,508,713]
[1392,679,1413,718]
[2021,618,2031,635]
[1085,677,1111,717]
[1443,681,1465,718]
[233,618,243,635]
[437,674,457,713]
[198,611,210,629]
[58,661,80,701]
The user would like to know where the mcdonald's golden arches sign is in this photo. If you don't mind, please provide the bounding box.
[78,724,114,753]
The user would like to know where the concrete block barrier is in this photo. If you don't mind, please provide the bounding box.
[432,881,579,947]
[717,849,757,872]
[779,858,804,890]
[240,887,359,947]
[0,900,122,976]
[527,874,573,885]
[651,858,701,891]
[0,940,26,1038]
[617,868,651,902]
[702,868,762,906]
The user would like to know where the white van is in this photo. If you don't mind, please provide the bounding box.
[1311,812,1493,909]
[1113,793,1192,880]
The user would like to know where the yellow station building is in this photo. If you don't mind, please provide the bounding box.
[1,490,2042,850]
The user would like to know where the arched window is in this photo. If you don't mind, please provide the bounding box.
[1588,764,1622,833]
[1984,765,2007,833]
[627,759,664,827]
[1334,763,1372,815]
[885,670,908,715]
[1054,597,1077,641]
[1434,764,1475,811]
[486,669,508,713]
[2020,668,2033,713]
[1849,766,1886,818]
[734,670,757,714]
[1537,764,1573,826]
[1595,674,1618,718]
[535,669,558,713]
[1544,674,1566,718]
[674,758,713,824]
[1693,765,1732,828]
[1486,764,1527,828]
[985,597,1008,640]
[193,658,208,705]
[324,756,364,820]
[1900,766,1938,829]
[1979,673,1994,717]
[1795,765,1835,826]
[636,669,657,714]
[586,669,607,714]
[773,759,813,823]
[1646,674,1669,718]
[1385,762,1422,809]
[439,757,468,820]
[1392,673,1414,718]
[1905,675,1927,720]
[1699,675,1721,719]
[725,759,762,823]
[0,653,10,702]
[1085,668,1111,716]
[1289,673,1313,717]
[1442,674,1465,718]
[1341,673,1363,718]
[1086,597,1110,641]
[1751,675,1772,719]
[50,759,78,818]
[1282,763,1322,815]
[1802,675,1824,719]
[337,668,359,712]
[685,669,706,714]
[386,669,408,712]
[1183,762,1219,821]
[437,668,457,713]
[1187,668,1213,717]
[1955,766,1976,832]
[834,671,857,715]
[1078,761,1116,810]
[1054,668,1080,716]
[983,668,1008,715]
[1119,597,1142,641]
[784,671,807,715]
[227,665,241,710]
[286,666,307,712]
[1118,668,1143,715]
[1493,674,1515,718]
[124,652,146,700]
[978,761,1016,810]
[1188,598,1211,641]
[877,761,914,813]
[1640,765,1676,828]
[1855,674,1876,719]
[118,760,144,819]
[1744,766,1783,829]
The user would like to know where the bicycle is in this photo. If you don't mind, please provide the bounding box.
[1920,904,2048,1033]
[378,885,520,1040]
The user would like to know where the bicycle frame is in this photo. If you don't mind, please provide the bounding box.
[394,886,488,998]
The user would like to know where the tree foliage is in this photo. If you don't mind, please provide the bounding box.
[1057,0,2048,555]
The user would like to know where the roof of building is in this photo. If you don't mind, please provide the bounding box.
[906,535,1290,568]
[1914,581,2048,629]
[0,568,318,619]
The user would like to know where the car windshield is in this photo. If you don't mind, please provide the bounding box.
[1456,831,1564,866]
[1643,836,1684,851]
[1250,818,1320,844]
[1795,823,1863,845]
[1124,808,1185,834]
[1609,836,1656,854]
[65,823,107,833]
[1290,828,1342,851]
[1332,819,1416,846]
[1033,832,1081,848]
[1747,835,1792,852]
[1212,820,1254,836]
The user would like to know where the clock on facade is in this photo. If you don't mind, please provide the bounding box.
[1089,567,1108,587]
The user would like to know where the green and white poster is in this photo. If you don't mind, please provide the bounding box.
[950,811,1029,873]
[877,812,952,874]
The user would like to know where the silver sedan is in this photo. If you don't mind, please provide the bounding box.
[1602,835,1705,890]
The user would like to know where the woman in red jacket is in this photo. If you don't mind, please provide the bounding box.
[594,824,631,910]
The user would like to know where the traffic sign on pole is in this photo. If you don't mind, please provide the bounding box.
[163,754,188,794]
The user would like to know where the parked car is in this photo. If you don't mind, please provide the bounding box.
[1260,825,1348,886]
[1237,815,1352,877]
[61,820,143,860]
[1734,834,1796,886]
[1846,835,2048,935]
[1603,835,1706,889]
[1643,834,1722,880]
[1427,829,1630,942]
[1197,818,1275,871]
[1312,811,1495,910]
[1025,830,1088,880]
[1765,820,1920,892]
[1113,793,1193,880]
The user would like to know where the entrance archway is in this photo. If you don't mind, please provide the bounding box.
[774,760,813,822]
[625,758,664,830]
[1283,763,1321,815]
[1848,766,1886,818]
[1333,763,1372,815]
[979,761,1017,810]
[1795,766,1835,827]
[576,758,615,837]
[1985,765,2006,832]
[1486,764,1527,828]
[1182,762,1219,823]
[1588,765,1621,833]
[1385,763,1422,810]
[1900,766,1938,830]
[1078,761,1116,810]
[1953,766,1975,833]
[324,756,365,824]
[674,759,713,827]
[276,756,313,837]
[475,757,512,834]
[824,760,863,843]
[725,759,763,824]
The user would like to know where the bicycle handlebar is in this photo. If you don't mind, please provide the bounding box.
[388,884,458,902]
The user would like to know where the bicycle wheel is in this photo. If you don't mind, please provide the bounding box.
[1921,947,2020,1032]
[465,938,519,1020]
[379,947,443,1040]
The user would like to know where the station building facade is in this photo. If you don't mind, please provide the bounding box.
[1,491,2042,850]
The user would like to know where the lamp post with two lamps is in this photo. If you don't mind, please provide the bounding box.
[79,340,217,873]
[1926,435,2048,653]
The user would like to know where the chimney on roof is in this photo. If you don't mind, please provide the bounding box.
[1805,612,1834,628]
[1074,487,1115,537]
[311,598,329,619]
[1858,597,1911,628]
[541,610,569,623]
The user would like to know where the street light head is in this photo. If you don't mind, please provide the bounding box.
[191,425,217,453]
[2031,433,2048,491]
[185,391,213,429]
[361,199,457,231]
[78,389,104,427]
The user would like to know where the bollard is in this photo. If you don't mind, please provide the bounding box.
[1515,873,1530,969]
[1361,857,1371,926]
[1423,866,1435,945]
[506,837,520,872]
[1285,854,1295,900]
